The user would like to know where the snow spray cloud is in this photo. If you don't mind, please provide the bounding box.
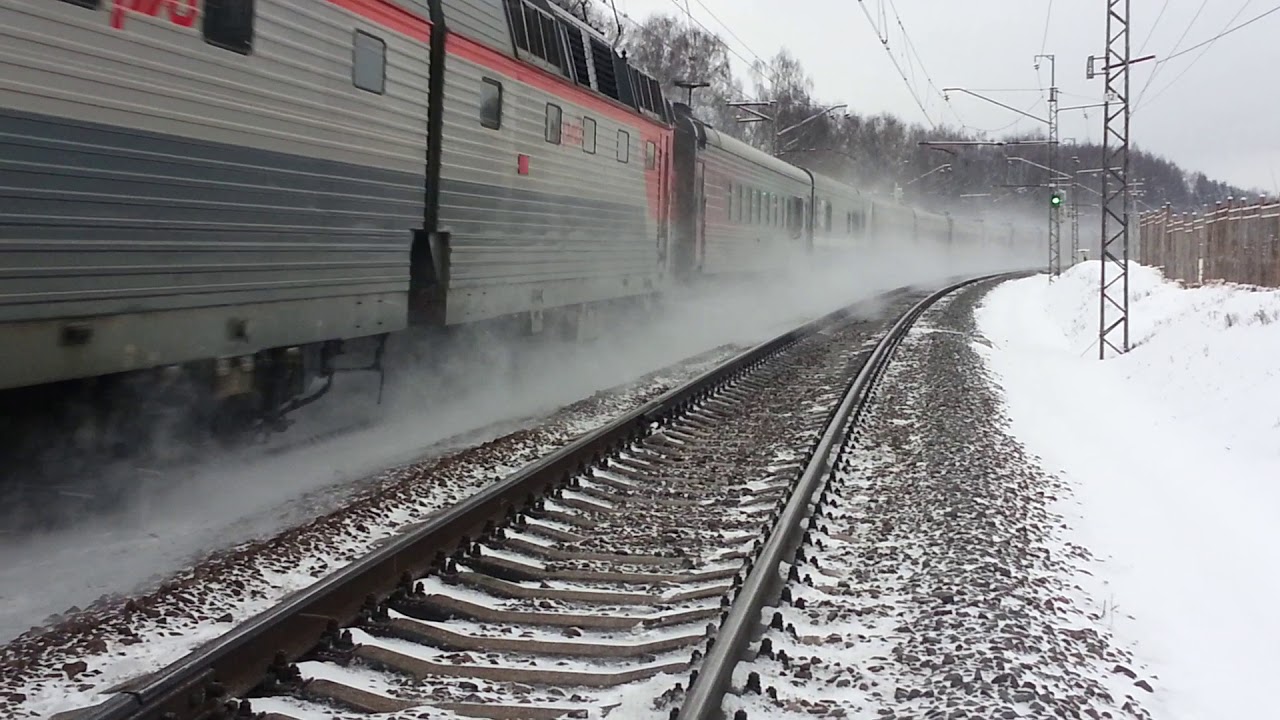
[0,224,1036,644]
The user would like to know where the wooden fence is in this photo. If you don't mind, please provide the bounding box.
[1139,198,1280,287]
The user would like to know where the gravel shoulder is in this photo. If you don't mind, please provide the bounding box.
[726,280,1158,720]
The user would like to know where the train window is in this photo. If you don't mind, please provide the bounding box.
[352,31,386,94]
[616,130,629,162]
[582,117,596,153]
[824,202,833,232]
[59,0,100,8]
[480,79,503,129]
[727,184,734,221]
[545,103,562,144]
[645,141,657,170]
[203,0,255,55]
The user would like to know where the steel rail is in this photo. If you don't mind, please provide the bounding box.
[675,273,1012,720]
[74,288,912,720]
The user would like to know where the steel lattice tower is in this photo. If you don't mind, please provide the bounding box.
[1099,0,1131,357]
[1070,157,1081,265]
[1048,88,1061,276]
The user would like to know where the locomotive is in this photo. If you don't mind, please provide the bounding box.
[0,0,1027,437]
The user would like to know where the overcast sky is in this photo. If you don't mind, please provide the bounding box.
[613,0,1279,192]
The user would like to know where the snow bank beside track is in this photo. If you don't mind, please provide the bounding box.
[976,262,1280,719]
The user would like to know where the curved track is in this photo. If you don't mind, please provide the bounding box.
[69,277,1003,720]
[674,275,1004,719]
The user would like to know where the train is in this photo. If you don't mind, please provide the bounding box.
[0,0,1032,439]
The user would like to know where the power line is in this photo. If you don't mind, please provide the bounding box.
[686,0,769,73]
[1157,3,1278,65]
[854,0,937,128]
[1135,0,1208,107]
[1137,0,1171,55]
[882,1,919,92]
[971,97,1048,136]
[1137,1,1277,111]
[884,0,961,127]
[662,0,771,88]
[1038,0,1054,57]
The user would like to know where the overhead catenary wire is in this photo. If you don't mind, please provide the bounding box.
[1155,2,1278,65]
[1134,0,1208,107]
[662,0,775,91]
[1137,0,1172,55]
[883,0,964,128]
[1137,2,1278,112]
[686,0,769,75]
[972,97,1048,136]
[854,0,938,129]
[1038,0,1054,57]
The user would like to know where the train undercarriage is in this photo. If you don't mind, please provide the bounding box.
[0,294,650,531]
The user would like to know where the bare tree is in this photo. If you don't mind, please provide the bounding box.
[619,12,744,137]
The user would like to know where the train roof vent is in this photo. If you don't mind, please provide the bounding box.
[646,75,666,120]
[628,67,649,112]
[505,0,569,77]
[564,25,591,86]
[589,38,619,100]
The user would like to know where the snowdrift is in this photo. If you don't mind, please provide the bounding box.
[976,261,1280,720]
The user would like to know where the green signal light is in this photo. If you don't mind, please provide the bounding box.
[1050,192,1063,207]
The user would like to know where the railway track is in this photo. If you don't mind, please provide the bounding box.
[70,277,1002,720]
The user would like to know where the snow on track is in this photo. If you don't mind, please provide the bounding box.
[977,262,1280,720]
[726,282,1154,720]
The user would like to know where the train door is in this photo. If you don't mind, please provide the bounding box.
[694,161,707,270]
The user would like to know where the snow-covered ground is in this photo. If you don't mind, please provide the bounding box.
[977,261,1280,720]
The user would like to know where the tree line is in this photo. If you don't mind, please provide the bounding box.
[551,1,1255,216]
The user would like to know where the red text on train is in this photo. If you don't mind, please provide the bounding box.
[111,0,199,31]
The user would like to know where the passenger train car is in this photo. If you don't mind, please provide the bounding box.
[0,0,1027,435]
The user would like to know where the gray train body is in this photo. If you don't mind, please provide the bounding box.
[1,0,427,393]
[0,0,672,401]
[670,105,1022,279]
[0,0,1025,422]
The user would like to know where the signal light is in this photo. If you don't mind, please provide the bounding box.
[1050,192,1063,207]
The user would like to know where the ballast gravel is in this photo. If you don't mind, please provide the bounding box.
[725,281,1158,720]
[0,345,743,720]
